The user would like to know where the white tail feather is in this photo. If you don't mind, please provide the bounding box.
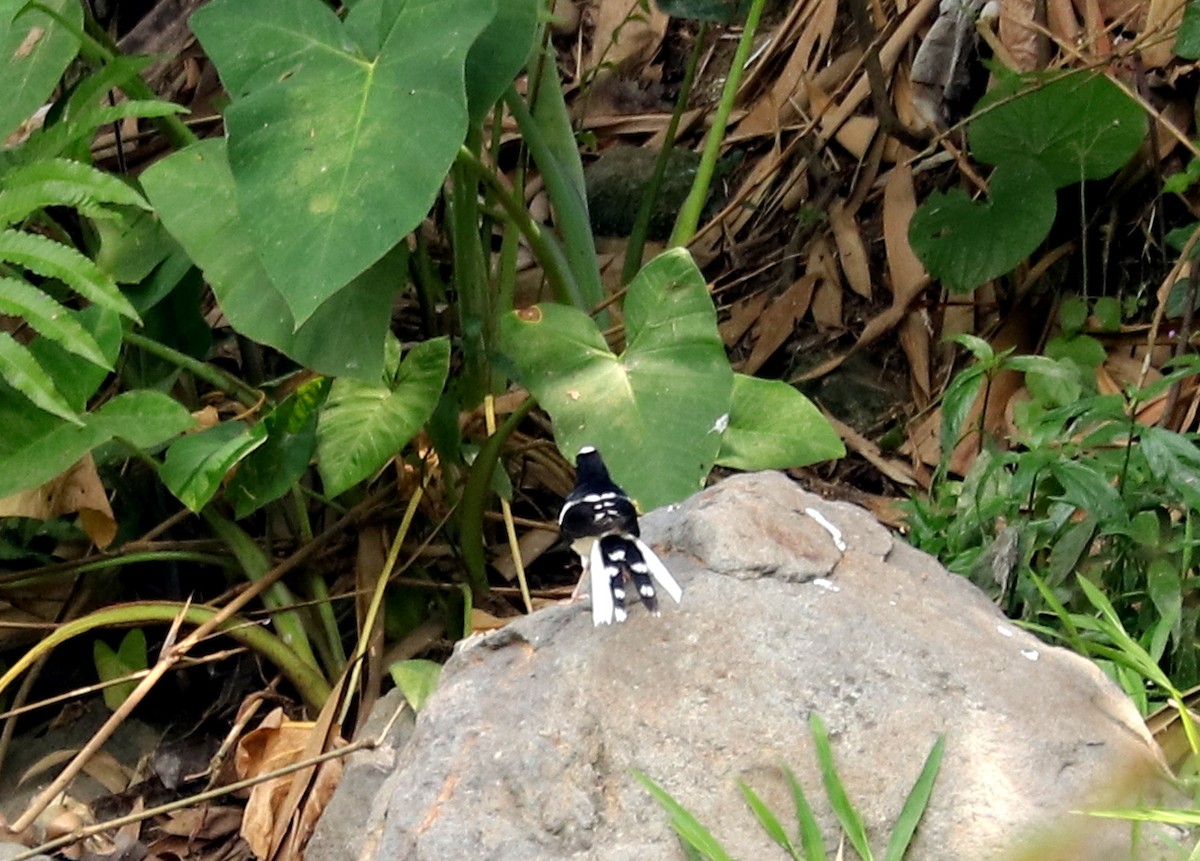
[589,540,614,625]
[634,538,683,604]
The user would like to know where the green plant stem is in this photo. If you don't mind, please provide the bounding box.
[123,331,260,408]
[459,396,537,594]
[456,146,578,306]
[670,0,768,247]
[621,22,708,285]
[201,508,320,672]
[450,128,492,406]
[0,551,234,588]
[503,85,604,312]
[0,601,331,711]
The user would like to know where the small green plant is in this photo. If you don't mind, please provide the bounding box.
[635,714,945,861]
[906,324,1200,699]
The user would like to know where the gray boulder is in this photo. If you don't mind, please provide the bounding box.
[316,472,1181,861]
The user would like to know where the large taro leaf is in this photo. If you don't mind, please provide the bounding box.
[909,159,1056,294]
[142,139,398,381]
[716,375,845,470]
[316,336,450,498]
[190,0,496,327]
[969,72,1145,188]
[498,248,732,511]
[0,0,81,141]
[464,0,539,124]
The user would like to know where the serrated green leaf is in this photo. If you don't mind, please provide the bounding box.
[161,422,268,512]
[388,658,442,713]
[191,0,496,326]
[0,276,109,367]
[0,330,81,424]
[142,139,398,379]
[316,337,450,498]
[0,0,82,141]
[0,388,194,498]
[228,377,329,518]
[499,248,732,511]
[717,374,844,470]
[0,228,139,321]
[970,72,1144,187]
[909,159,1056,294]
[0,158,149,227]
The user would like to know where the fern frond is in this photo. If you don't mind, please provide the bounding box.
[0,158,150,228]
[0,228,140,322]
[21,101,188,164]
[0,331,83,425]
[0,276,111,368]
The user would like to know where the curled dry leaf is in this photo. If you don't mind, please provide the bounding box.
[0,455,117,548]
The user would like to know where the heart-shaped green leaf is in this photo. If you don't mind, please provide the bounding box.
[499,248,732,511]
[969,71,1144,188]
[142,140,398,380]
[93,629,147,711]
[909,159,1056,294]
[162,422,269,512]
[190,0,496,326]
[316,336,450,498]
[716,375,844,470]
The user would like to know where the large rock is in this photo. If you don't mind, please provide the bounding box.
[318,472,1181,861]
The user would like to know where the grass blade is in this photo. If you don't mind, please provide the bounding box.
[810,713,873,861]
[634,770,738,861]
[784,764,827,861]
[739,780,800,858]
[883,734,945,861]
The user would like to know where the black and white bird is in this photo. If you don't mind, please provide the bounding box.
[558,445,683,625]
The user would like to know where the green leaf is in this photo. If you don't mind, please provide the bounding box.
[783,765,827,861]
[717,374,844,470]
[1140,426,1200,509]
[0,389,194,498]
[1178,0,1200,59]
[93,628,147,711]
[0,158,149,227]
[142,139,399,380]
[811,714,874,861]
[908,159,1056,294]
[969,72,1144,187]
[388,658,442,713]
[739,781,798,857]
[0,0,82,141]
[1092,297,1122,331]
[464,0,538,124]
[1146,558,1182,646]
[633,770,738,861]
[0,330,80,424]
[161,422,269,512]
[0,228,140,321]
[228,377,329,518]
[93,207,176,284]
[499,248,732,511]
[29,305,122,412]
[0,276,109,368]
[316,337,450,498]
[883,734,945,861]
[190,0,496,326]
[1048,460,1125,525]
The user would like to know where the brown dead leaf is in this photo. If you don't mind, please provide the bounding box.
[587,0,668,73]
[742,274,819,374]
[234,709,343,861]
[720,292,771,345]
[0,455,117,548]
[829,197,872,298]
[493,528,558,582]
[158,806,243,840]
[1143,0,1184,67]
[999,0,1044,70]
